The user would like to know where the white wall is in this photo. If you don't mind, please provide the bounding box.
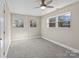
[11,14,41,41]
[41,2,79,50]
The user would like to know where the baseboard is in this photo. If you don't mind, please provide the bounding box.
[42,36,79,54]
[11,36,41,42]
[11,38,28,42]
[28,36,41,39]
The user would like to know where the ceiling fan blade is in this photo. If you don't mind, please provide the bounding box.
[46,6,54,8]
[46,0,53,5]
[41,0,45,5]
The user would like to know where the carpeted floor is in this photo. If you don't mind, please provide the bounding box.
[7,38,79,58]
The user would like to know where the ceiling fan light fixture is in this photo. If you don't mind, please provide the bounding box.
[41,6,46,9]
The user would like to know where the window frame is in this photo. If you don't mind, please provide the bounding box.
[47,12,72,28]
[57,12,72,28]
[47,16,57,28]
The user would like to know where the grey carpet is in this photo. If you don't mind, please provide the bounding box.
[7,38,79,58]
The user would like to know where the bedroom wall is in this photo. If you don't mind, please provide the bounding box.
[41,2,79,50]
[11,14,41,41]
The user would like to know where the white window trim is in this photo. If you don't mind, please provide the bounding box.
[47,16,57,28]
[47,12,72,28]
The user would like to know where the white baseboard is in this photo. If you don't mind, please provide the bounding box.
[11,38,27,42]
[11,36,41,42]
[28,36,41,39]
[42,36,79,54]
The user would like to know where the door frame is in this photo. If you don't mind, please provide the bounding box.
[0,0,5,58]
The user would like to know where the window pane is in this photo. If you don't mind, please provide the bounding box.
[49,17,56,23]
[48,17,56,27]
[30,20,37,27]
[49,23,55,27]
[58,13,71,27]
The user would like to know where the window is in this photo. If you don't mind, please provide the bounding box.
[12,14,24,28]
[58,13,71,27]
[47,12,71,28]
[48,17,56,28]
[30,20,37,28]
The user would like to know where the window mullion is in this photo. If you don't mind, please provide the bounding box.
[56,16,58,28]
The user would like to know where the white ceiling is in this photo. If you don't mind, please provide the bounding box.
[8,0,79,16]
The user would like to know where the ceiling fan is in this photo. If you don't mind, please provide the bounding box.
[35,0,54,10]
